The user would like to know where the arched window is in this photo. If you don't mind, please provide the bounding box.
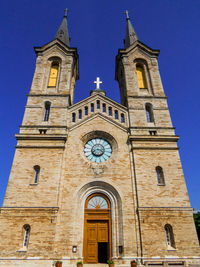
[48,62,59,87]
[87,195,109,209]
[136,64,147,89]
[44,101,51,121]
[165,224,175,248]
[156,166,165,185]
[34,165,40,184]
[145,103,154,122]
[97,100,100,109]
[23,225,30,248]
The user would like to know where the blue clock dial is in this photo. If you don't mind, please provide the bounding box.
[84,138,112,162]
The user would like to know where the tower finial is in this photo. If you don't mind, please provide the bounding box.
[64,8,68,17]
[125,10,129,19]
[124,10,138,49]
[55,10,70,47]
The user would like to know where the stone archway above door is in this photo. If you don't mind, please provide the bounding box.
[78,181,124,260]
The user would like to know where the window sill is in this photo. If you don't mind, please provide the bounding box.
[17,247,27,252]
[157,183,165,186]
[167,246,176,251]
[29,183,38,186]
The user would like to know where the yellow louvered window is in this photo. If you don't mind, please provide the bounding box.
[48,62,59,87]
[136,65,147,89]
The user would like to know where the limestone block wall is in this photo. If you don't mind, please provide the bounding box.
[128,97,173,129]
[0,208,57,258]
[133,148,190,207]
[3,148,64,207]
[21,95,69,127]
[139,208,200,257]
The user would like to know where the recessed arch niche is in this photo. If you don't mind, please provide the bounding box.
[77,181,124,262]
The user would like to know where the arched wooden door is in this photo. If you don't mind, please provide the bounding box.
[83,193,112,263]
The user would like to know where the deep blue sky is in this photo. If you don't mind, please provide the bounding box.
[0,0,199,209]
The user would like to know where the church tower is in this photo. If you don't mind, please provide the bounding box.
[0,10,199,267]
[115,11,200,262]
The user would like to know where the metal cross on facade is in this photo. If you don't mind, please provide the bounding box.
[94,77,102,90]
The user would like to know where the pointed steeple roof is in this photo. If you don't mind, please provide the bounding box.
[55,9,70,47]
[124,10,138,49]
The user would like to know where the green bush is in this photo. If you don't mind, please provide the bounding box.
[194,212,200,243]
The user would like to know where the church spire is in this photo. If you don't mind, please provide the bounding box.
[55,9,70,47]
[124,10,138,49]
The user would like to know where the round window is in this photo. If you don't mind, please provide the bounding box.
[84,138,112,163]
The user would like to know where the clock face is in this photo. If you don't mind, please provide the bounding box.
[84,138,112,163]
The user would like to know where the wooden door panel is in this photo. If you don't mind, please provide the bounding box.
[87,223,97,241]
[98,222,108,242]
[87,242,97,263]
[87,222,98,263]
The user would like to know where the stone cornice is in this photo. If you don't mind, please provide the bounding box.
[117,40,160,58]
[1,206,59,209]
[127,95,168,99]
[20,125,67,129]
[15,134,67,141]
[16,146,65,149]
[132,147,179,150]
[0,207,59,214]
[129,135,179,142]
[130,126,175,130]
[34,39,78,57]
[138,207,192,211]
[128,107,169,111]
[27,94,70,97]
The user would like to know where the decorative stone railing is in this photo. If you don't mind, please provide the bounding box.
[70,99,127,127]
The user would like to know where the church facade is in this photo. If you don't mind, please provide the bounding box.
[0,11,199,267]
